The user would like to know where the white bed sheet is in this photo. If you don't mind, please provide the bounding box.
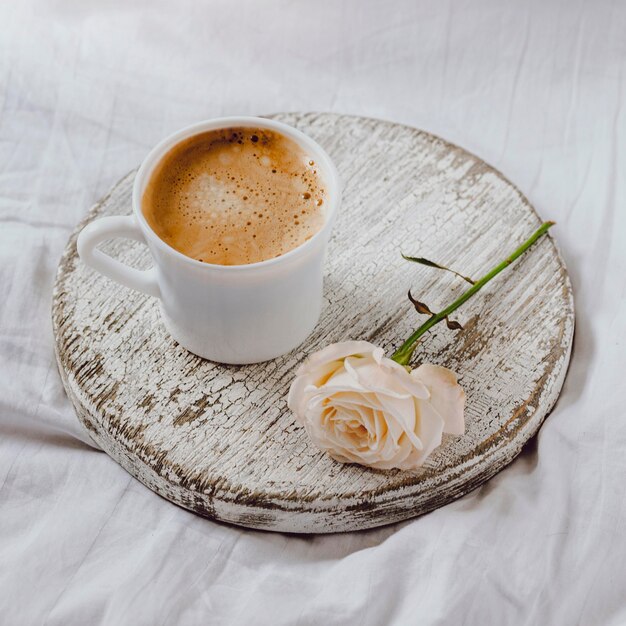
[1,1,625,624]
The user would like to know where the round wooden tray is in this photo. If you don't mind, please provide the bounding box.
[53,113,574,533]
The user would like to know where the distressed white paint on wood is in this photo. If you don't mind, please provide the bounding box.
[52,113,574,533]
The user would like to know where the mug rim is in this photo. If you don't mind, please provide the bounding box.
[132,116,341,272]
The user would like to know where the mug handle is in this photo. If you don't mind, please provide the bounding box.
[77,215,161,298]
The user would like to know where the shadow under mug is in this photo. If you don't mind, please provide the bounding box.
[77,117,341,364]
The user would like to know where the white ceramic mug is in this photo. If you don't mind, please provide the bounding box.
[77,117,340,364]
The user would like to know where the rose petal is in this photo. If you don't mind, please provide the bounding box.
[412,364,465,435]
[385,364,430,400]
[374,393,423,451]
[297,341,377,374]
[409,399,446,465]
[342,357,419,400]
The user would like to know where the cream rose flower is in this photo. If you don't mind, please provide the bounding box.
[288,341,465,470]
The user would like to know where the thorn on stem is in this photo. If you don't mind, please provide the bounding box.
[408,291,434,316]
[445,316,463,330]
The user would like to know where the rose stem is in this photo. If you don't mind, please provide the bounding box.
[391,221,556,366]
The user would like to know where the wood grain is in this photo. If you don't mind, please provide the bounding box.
[52,113,574,533]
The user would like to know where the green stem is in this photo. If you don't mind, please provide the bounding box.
[391,221,555,366]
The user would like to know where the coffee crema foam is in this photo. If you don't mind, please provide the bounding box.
[142,127,327,265]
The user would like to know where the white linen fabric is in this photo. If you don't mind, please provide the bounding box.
[1,1,625,624]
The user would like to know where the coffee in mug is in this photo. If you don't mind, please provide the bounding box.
[142,127,327,266]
